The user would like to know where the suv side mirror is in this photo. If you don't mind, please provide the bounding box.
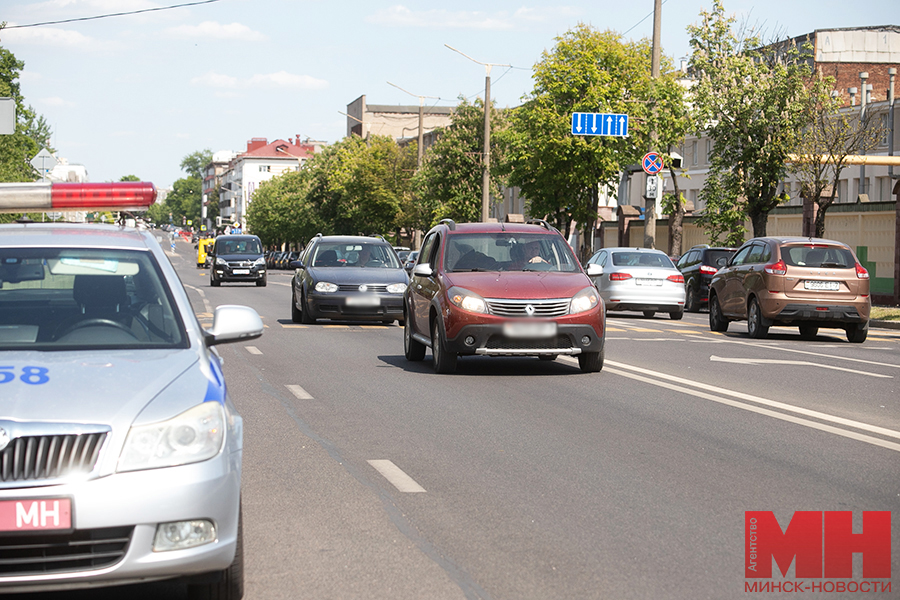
[412,264,434,277]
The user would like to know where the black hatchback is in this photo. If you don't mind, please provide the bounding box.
[675,244,737,312]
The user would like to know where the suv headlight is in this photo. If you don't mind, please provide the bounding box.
[448,286,487,314]
[215,257,227,266]
[570,287,600,314]
[254,257,266,266]
[315,281,338,293]
[118,402,226,472]
[386,282,407,294]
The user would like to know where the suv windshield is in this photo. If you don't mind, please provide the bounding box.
[216,238,262,255]
[0,248,186,350]
[444,233,580,273]
[311,243,401,268]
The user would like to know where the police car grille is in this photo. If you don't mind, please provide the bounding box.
[485,299,570,317]
[0,526,133,575]
[337,284,388,292]
[0,433,107,483]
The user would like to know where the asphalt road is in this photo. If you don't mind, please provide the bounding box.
[19,238,900,599]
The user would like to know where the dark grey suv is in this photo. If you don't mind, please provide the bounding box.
[675,245,737,312]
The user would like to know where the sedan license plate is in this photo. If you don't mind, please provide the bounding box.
[346,295,380,307]
[804,280,840,291]
[635,278,662,286]
[232,269,250,275]
[0,498,72,532]
[503,321,557,338]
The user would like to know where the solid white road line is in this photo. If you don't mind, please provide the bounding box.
[709,355,893,378]
[367,460,427,493]
[245,346,262,355]
[285,384,313,400]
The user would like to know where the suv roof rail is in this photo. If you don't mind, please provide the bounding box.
[526,218,557,233]
[440,218,456,231]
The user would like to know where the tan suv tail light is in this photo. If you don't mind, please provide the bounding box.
[855,263,869,279]
[764,260,786,275]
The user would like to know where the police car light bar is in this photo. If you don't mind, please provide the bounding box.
[0,182,157,213]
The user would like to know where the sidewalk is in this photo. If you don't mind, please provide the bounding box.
[871,320,900,330]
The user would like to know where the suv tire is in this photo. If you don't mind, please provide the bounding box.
[684,285,698,313]
[799,324,818,340]
[747,298,769,339]
[404,316,426,361]
[709,294,728,332]
[256,275,267,287]
[846,323,868,343]
[431,318,457,374]
[578,347,604,373]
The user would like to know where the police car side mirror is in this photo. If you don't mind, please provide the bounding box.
[204,305,264,346]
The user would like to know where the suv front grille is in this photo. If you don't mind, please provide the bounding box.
[0,433,107,483]
[485,298,570,317]
[485,334,572,350]
[0,526,133,576]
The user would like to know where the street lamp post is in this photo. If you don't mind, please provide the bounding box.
[387,81,440,168]
[445,44,510,222]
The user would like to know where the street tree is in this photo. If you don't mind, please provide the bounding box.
[247,170,322,247]
[790,77,885,238]
[413,97,507,225]
[688,0,818,244]
[499,24,683,260]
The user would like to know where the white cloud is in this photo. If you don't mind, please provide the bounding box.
[165,21,268,42]
[367,6,514,30]
[39,97,75,107]
[191,71,328,91]
[1,24,98,48]
[175,132,190,139]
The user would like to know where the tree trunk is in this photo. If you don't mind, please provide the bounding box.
[667,165,685,257]
[750,209,768,238]
[582,185,600,263]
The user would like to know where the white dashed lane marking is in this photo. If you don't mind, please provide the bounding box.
[245,346,262,355]
[367,460,427,493]
[285,384,313,400]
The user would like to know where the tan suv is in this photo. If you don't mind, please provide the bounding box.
[707,237,870,343]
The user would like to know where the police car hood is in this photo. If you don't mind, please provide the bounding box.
[1,349,202,425]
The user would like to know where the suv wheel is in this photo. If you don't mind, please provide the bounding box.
[577,347,604,373]
[798,324,818,340]
[210,273,220,287]
[709,294,728,332]
[404,316,426,361]
[431,318,457,374]
[256,275,267,287]
[747,298,769,339]
[684,285,698,313]
[846,323,868,343]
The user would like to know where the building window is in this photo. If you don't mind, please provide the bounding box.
[259,165,270,173]
[879,113,889,147]
[691,141,698,166]
[705,139,712,164]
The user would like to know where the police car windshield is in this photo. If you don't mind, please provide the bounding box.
[0,248,187,350]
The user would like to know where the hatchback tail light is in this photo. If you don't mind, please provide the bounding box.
[609,273,633,281]
[667,274,685,283]
[855,263,869,279]
[699,265,718,275]
[764,260,787,275]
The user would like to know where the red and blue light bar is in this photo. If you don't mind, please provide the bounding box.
[0,182,157,213]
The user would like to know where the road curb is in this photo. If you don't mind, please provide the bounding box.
[871,320,900,330]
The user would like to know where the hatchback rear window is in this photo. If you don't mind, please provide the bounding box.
[781,245,855,269]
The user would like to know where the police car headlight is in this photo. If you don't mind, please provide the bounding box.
[570,287,600,314]
[118,402,226,472]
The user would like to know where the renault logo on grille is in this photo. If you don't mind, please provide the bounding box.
[525,304,535,316]
[0,428,9,452]
[359,284,368,292]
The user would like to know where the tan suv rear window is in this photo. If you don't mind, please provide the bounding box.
[781,245,855,269]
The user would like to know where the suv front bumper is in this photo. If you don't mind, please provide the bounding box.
[446,322,604,356]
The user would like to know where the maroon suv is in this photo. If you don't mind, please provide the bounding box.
[403,219,606,374]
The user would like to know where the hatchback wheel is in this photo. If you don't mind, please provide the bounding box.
[670,310,683,321]
[798,324,818,340]
[431,318,457,374]
[291,289,302,323]
[747,298,769,339]
[404,316,426,361]
[300,291,315,324]
[846,323,868,343]
[709,294,728,332]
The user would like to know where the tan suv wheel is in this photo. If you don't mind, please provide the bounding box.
[747,298,769,339]
[846,323,868,344]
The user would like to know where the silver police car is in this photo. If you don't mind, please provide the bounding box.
[0,183,260,598]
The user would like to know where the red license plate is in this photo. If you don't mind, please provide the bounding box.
[0,498,72,532]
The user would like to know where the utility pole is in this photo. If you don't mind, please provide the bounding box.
[859,71,869,199]
[446,45,510,222]
[644,0,662,249]
[387,82,440,169]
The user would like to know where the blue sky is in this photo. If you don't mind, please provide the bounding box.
[3,0,897,188]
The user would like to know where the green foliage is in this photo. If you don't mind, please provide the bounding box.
[119,174,141,182]
[689,0,818,241]
[180,150,212,180]
[413,97,506,225]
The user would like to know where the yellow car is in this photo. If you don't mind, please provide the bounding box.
[197,237,215,268]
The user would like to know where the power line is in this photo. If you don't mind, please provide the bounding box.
[623,0,669,36]
[4,0,223,29]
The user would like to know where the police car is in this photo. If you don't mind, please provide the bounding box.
[0,182,260,598]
